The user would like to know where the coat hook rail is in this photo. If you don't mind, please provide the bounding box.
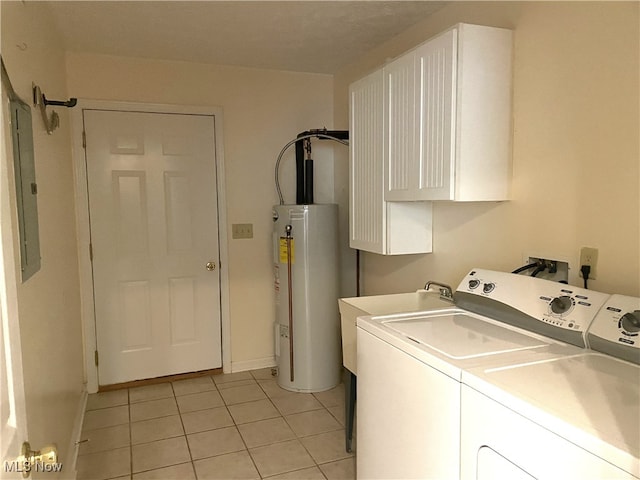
[32,83,77,135]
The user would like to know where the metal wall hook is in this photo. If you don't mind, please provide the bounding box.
[42,93,77,108]
[32,83,77,135]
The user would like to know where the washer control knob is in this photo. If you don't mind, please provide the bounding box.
[483,283,495,294]
[468,279,480,290]
[550,296,573,315]
[621,310,640,333]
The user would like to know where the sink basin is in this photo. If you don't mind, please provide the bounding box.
[338,291,453,374]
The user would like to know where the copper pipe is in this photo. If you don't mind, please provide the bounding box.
[285,225,294,382]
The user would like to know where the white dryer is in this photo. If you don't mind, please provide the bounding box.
[460,294,640,479]
[356,269,609,480]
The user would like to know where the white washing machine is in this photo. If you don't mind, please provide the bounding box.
[460,294,640,479]
[356,269,610,480]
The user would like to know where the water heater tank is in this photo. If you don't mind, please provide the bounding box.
[272,204,341,392]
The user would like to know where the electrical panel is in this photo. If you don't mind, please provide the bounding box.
[10,99,41,281]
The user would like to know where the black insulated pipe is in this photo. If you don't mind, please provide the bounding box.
[310,129,349,141]
[294,129,349,205]
[295,134,305,205]
[304,138,314,204]
[304,158,314,204]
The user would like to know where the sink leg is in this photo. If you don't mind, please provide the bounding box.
[345,370,356,453]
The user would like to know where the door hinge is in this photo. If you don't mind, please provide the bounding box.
[89,243,93,261]
[94,350,99,366]
[82,131,87,148]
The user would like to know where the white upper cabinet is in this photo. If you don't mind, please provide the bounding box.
[414,29,457,200]
[350,70,385,253]
[384,52,418,198]
[348,23,511,254]
[384,24,513,202]
[350,70,433,255]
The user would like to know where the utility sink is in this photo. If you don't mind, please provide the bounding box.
[338,291,453,374]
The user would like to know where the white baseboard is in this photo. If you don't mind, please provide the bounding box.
[231,356,276,373]
[64,388,88,479]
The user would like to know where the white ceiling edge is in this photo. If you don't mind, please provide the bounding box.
[45,1,447,74]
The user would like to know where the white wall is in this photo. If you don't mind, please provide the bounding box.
[65,53,334,369]
[1,1,85,474]
[334,1,639,297]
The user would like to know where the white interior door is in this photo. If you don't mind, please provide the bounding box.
[0,302,27,480]
[1,83,28,477]
[84,110,222,386]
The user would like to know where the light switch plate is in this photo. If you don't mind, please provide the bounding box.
[232,223,253,239]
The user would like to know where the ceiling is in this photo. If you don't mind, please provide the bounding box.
[46,1,446,74]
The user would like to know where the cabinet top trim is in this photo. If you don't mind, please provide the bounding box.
[354,23,512,81]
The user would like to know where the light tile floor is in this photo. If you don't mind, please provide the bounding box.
[76,369,355,480]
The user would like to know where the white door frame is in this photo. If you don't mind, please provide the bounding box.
[71,100,231,393]
[1,83,28,471]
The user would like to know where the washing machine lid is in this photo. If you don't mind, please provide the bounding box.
[358,309,565,380]
[383,312,550,359]
[463,352,640,477]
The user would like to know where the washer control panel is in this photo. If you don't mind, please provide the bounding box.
[457,269,610,334]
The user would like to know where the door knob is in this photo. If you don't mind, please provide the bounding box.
[206,261,216,271]
[17,441,59,477]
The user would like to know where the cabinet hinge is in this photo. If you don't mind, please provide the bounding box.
[89,243,93,261]
[94,350,99,366]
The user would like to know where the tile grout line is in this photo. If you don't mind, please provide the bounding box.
[127,388,133,480]
[280,403,334,479]
[170,380,199,480]
[254,373,337,479]
[183,375,257,476]
[127,380,212,478]
[243,370,270,479]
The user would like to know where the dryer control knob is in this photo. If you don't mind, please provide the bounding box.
[468,279,480,289]
[550,296,573,315]
[621,311,640,333]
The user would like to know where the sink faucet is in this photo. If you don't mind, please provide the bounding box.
[424,281,454,300]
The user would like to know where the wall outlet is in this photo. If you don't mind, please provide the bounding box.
[232,223,253,239]
[579,247,598,280]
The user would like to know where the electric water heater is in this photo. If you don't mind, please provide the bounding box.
[272,204,341,392]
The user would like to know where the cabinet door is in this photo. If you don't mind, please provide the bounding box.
[384,52,418,201]
[349,69,385,253]
[416,28,457,200]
